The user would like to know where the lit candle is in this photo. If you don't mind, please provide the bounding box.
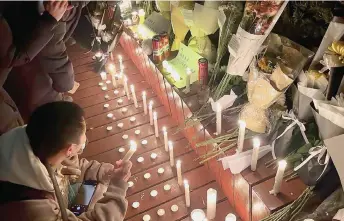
[123,75,130,100]
[162,60,168,70]
[100,71,107,80]
[118,55,123,63]
[149,100,153,125]
[153,111,159,137]
[163,127,168,152]
[270,160,287,195]
[111,74,117,88]
[185,68,191,93]
[216,102,222,135]
[207,188,217,219]
[107,63,116,74]
[169,141,174,167]
[237,120,246,152]
[142,91,147,115]
[95,51,102,61]
[130,85,138,108]
[138,9,145,24]
[184,180,190,207]
[122,141,137,162]
[191,209,206,221]
[251,137,261,171]
[225,213,237,221]
[176,160,183,186]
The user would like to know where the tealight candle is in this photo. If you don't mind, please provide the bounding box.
[171,205,179,212]
[117,123,124,128]
[185,68,191,93]
[157,168,165,174]
[104,94,109,99]
[163,127,168,152]
[123,75,130,100]
[107,113,113,118]
[251,137,261,171]
[132,202,140,209]
[122,134,128,140]
[150,152,157,160]
[118,147,125,153]
[184,180,190,207]
[135,130,141,135]
[191,209,206,221]
[216,102,222,135]
[144,173,151,179]
[153,112,159,137]
[270,160,287,195]
[237,120,246,152]
[141,140,148,145]
[128,181,134,187]
[104,103,109,108]
[102,86,107,91]
[98,82,103,86]
[106,126,112,131]
[157,209,165,216]
[164,184,171,191]
[137,157,144,163]
[207,188,217,219]
[100,71,107,80]
[122,141,137,161]
[130,85,138,108]
[225,213,237,221]
[142,214,150,221]
[117,99,123,105]
[150,190,158,197]
[169,141,174,167]
[130,117,136,122]
[121,107,128,113]
[176,160,183,186]
[149,100,153,125]
[142,91,147,115]
[114,90,119,95]
[106,80,111,84]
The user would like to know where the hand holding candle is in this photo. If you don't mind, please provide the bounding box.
[270,160,287,196]
[153,111,159,137]
[184,180,190,207]
[163,127,168,152]
[169,141,174,167]
[216,102,222,135]
[176,160,183,186]
[237,120,246,152]
[207,188,217,219]
[142,91,147,115]
[250,138,260,171]
[130,84,138,108]
[122,141,137,162]
[149,100,153,125]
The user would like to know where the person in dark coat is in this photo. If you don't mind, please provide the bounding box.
[2,1,88,122]
[0,1,71,134]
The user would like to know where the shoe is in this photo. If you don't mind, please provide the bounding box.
[63,95,73,102]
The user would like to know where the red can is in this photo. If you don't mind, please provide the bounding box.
[160,32,170,59]
[152,35,163,63]
[198,58,208,86]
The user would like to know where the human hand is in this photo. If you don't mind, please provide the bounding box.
[111,160,132,182]
[44,0,72,22]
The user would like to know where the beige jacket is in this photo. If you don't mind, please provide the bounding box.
[0,127,128,221]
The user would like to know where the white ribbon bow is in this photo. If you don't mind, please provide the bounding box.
[271,110,309,159]
[294,145,330,181]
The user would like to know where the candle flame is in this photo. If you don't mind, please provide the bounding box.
[142,91,146,96]
[238,120,246,128]
[153,111,157,119]
[278,160,287,168]
[130,84,134,90]
[162,126,166,132]
[168,141,173,149]
[149,100,153,106]
[253,137,260,149]
[129,140,137,150]
[184,180,188,185]
[176,160,181,167]
[186,68,191,75]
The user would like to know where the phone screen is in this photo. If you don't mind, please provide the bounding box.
[74,182,97,205]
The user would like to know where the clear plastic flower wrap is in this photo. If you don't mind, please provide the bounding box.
[239,33,314,133]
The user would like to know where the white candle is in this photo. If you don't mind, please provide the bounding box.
[142,91,147,115]
[123,75,130,100]
[108,63,116,75]
[191,209,206,221]
[118,55,123,64]
[130,84,138,108]
[225,213,237,221]
[270,160,287,195]
[163,127,168,152]
[207,188,217,220]
[149,100,153,125]
[251,138,261,171]
[184,180,190,207]
[122,141,137,162]
[185,68,191,93]
[237,120,246,152]
[216,102,222,135]
[153,112,159,137]
[100,71,107,80]
[169,141,174,167]
[176,160,183,186]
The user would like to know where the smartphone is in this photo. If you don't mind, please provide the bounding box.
[70,180,97,216]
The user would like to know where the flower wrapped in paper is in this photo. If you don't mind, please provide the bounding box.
[239,33,313,134]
